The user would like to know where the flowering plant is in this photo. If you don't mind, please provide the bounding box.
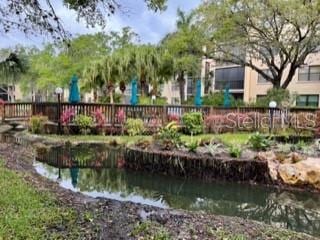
[116,108,126,124]
[93,108,106,128]
[168,114,180,123]
[61,108,75,125]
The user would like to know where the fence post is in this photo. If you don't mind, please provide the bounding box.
[1,104,5,122]
[111,104,115,132]
[162,105,167,125]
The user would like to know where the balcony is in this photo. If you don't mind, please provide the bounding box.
[215,80,244,90]
[215,66,245,90]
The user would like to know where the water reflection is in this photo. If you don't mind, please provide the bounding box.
[34,144,320,237]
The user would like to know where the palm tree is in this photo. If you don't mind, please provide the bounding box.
[176,8,195,30]
[0,51,28,101]
[82,61,104,102]
[161,8,201,104]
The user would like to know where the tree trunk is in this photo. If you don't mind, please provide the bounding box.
[140,71,149,97]
[273,79,281,89]
[93,89,98,103]
[281,66,298,89]
[109,91,114,104]
[177,71,185,104]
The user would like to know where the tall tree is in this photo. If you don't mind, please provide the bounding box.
[162,9,204,103]
[0,0,167,41]
[0,47,30,101]
[198,0,320,89]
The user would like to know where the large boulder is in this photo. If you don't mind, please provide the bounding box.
[256,151,279,181]
[256,151,276,162]
[278,158,320,189]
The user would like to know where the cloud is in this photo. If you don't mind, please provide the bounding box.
[0,0,202,48]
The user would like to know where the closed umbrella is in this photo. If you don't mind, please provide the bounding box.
[130,78,138,106]
[69,74,80,103]
[70,167,79,188]
[194,79,202,107]
[223,84,231,108]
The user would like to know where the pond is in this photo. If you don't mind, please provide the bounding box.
[32,143,320,237]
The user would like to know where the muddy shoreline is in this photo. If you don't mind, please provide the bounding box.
[0,133,319,239]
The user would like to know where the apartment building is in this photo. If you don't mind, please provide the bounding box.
[161,53,320,107]
[0,84,22,102]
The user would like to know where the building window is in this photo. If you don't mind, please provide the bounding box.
[298,66,320,81]
[187,76,195,96]
[215,67,244,90]
[257,69,272,83]
[256,94,267,99]
[296,95,319,107]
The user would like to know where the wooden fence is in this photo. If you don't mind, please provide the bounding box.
[1,102,318,127]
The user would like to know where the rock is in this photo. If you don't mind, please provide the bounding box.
[0,124,12,133]
[256,151,276,162]
[242,149,256,159]
[278,157,320,189]
[267,158,280,181]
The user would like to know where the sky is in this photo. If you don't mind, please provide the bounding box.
[0,0,201,48]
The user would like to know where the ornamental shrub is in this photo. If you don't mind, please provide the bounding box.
[93,108,106,128]
[248,132,271,151]
[73,114,94,134]
[125,118,145,136]
[204,114,227,134]
[154,121,182,150]
[229,145,242,158]
[290,112,317,136]
[61,107,75,125]
[182,112,204,135]
[204,112,268,134]
[29,115,48,134]
[167,114,180,123]
[185,140,199,153]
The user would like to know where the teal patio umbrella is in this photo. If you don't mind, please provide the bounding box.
[223,84,231,108]
[70,167,79,188]
[194,79,202,107]
[69,74,80,103]
[130,78,138,106]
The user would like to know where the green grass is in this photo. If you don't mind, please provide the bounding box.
[0,161,78,239]
[43,133,251,146]
[181,132,250,146]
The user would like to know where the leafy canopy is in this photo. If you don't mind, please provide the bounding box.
[198,0,320,89]
[0,0,167,41]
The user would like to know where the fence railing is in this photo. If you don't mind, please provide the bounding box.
[1,102,319,127]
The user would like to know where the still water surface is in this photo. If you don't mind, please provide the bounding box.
[32,143,320,237]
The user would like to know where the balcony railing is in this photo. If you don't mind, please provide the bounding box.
[215,80,244,90]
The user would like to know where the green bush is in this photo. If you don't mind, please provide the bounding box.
[139,96,167,105]
[125,118,145,136]
[73,114,94,134]
[29,115,48,134]
[202,91,245,107]
[154,121,182,150]
[248,132,271,151]
[182,112,204,135]
[202,91,226,106]
[99,93,122,103]
[185,140,199,153]
[229,145,242,158]
[254,88,293,107]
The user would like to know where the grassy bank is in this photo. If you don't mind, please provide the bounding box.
[43,133,251,146]
[0,161,78,239]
